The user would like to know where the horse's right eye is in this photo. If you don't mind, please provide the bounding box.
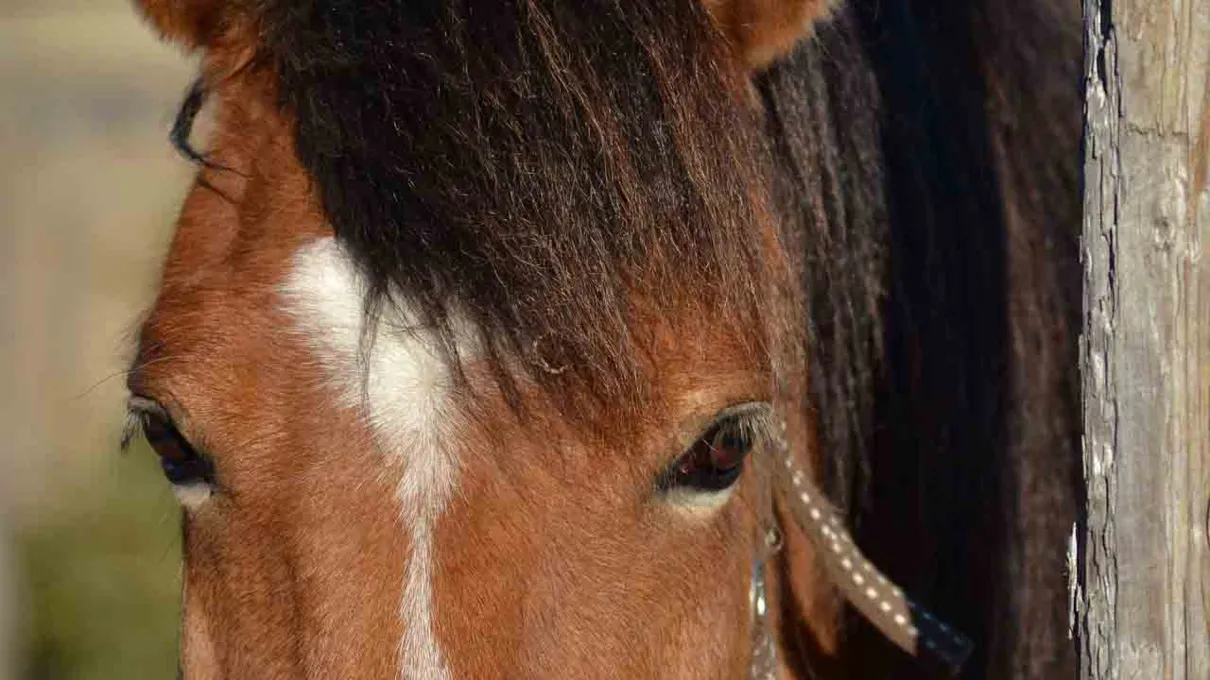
[131,404,215,489]
[657,410,763,502]
[663,424,752,493]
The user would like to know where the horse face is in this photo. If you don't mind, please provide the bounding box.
[128,1,833,678]
[130,176,776,678]
[133,230,769,679]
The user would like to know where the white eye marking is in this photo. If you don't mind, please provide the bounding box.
[283,237,466,680]
[662,485,740,517]
[171,482,213,511]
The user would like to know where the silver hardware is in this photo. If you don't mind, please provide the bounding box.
[749,555,779,680]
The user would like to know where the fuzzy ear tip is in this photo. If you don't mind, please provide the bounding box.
[131,0,218,50]
[709,0,838,70]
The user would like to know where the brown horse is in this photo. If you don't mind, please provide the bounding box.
[125,0,1081,677]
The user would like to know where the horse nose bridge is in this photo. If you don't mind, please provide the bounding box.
[393,439,462,680]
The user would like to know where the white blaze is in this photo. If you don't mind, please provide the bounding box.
[283,237,457,680]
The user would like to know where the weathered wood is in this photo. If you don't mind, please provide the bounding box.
[1078,0,1210,677]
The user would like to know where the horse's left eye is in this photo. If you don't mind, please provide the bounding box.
[661,420,754,493]
[136,409,214,487]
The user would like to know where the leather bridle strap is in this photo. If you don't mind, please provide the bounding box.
[771,435,974,675]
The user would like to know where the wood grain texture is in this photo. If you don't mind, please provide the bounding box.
[1077,0,1210,677]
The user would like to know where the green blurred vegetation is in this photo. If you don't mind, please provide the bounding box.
[16,440,182,680]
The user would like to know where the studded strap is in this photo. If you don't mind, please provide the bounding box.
[773,439,974,674]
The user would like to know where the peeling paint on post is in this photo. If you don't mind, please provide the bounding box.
[1077,0,1210,677]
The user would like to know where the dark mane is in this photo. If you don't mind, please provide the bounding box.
[757,1,1081,677]
[757,12,887,514]
[253,0,786,425]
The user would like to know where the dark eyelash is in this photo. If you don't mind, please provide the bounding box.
[710,406,774,451]
[119,408,144,453]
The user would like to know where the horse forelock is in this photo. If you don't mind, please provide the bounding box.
[192,0,798,434]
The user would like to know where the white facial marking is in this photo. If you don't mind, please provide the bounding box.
[172,483,213,511]
[283,237,459,680]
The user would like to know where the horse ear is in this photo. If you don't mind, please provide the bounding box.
[704,0,835,69]
[134,0,234,50]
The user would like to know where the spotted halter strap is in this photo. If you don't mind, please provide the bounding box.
[750,420,974,678]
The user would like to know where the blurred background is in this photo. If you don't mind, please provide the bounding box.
[1,1,196,677]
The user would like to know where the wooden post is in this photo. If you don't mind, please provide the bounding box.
[1078,0,1210,677]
